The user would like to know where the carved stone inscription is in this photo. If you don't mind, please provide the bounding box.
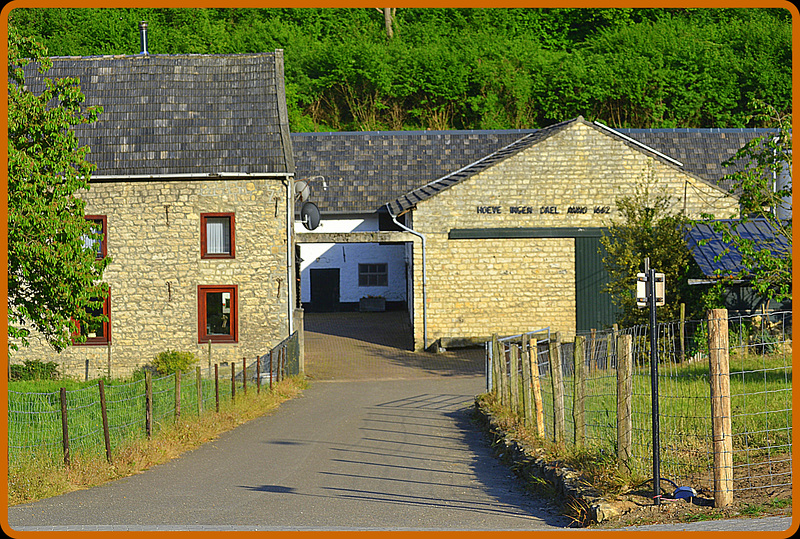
[476,204,611,216]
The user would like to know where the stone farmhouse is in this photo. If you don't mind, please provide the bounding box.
[15,51,297,378]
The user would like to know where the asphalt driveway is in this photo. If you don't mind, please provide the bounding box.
[7,377,569,531]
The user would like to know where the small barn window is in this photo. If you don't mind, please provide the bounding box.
[359,263,388,287]
[201,213,235,259]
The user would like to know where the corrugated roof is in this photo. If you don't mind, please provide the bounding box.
[685,219,791,278]
[22,53,293,177]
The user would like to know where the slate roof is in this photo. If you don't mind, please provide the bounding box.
[294,118,770,215]
[22,52,294,178]
[685,219,791,278]
[292,128,538,215]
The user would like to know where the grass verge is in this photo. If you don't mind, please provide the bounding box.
[7,376,307,506]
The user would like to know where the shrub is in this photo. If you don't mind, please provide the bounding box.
[151,350,199,375]
[9,359,60,381]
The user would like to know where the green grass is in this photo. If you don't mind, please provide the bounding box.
[7,370,261,468]
[7,376,307,505]
[495,349,791,483]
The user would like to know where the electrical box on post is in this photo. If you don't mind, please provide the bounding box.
[636,272,665,308]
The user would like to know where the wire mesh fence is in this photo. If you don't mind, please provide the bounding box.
[486,308,792,506]
[7,332,302,468]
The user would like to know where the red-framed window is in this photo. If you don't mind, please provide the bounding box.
[198,285,238,343]
[74,292,111,345]
[200,213,235,259]
[83,215,107,259]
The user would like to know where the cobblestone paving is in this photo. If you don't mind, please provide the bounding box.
[304,311,485,381]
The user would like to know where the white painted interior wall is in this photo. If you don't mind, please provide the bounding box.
[296,215,408,305]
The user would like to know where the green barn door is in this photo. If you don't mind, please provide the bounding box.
[575,236,618,332]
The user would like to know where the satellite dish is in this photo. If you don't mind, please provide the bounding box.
[294,180,311,202]
[300,201,321,231]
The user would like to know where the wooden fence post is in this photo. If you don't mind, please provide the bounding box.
[231,362,236,404]
[256,355,261,395]
[60,387,70,467]
[491,335,500,396]
[709,308,733,508]
[520,334,534,428]
[214,364,220,413]
[175,370,181,422]
[616,334,633,466]
[529,338,545,437]
[242,357,247,395]
[196,366,202,415]
[509,343,521,416]
[145,371,152,439]
[98,379,112,463]
[549,333,565,445]
[498,343,510,407]
[679,303,686,362]
[269,350,274,391]
[573,335,586,448]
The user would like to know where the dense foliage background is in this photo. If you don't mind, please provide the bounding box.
[9,7,792,132]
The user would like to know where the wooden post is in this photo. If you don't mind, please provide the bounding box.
[98,380,112,463]
[145,371,152,439]
[589,329,596,372]
[256,355,261,395]
[231,363,236,403]
[498,343,510,407]
[616,334,633,466]
[214,364,220,413]
[679,303,686,362]
[107,341,112,379]
[242,357,247,395]
[549,333,565,445]
[269,350,274,391]
[60,387,70,467]
[573,335,586,448]
[509,343,521,416]
[520,334,534,428]
[529,338,545,437]
[208,341,212,372]
[491,335,500,396]
[175,370,181,422]
[709,308,733,508]
[196,366,202,415]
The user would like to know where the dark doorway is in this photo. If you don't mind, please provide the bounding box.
[309,268,340,312]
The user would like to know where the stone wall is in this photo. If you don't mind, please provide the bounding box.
[409,120,739,349]
[10,177,293,379]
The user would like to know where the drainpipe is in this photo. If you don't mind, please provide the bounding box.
[386,203,427,350]
[284,178,294,335]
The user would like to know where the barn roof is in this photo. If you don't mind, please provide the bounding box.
[293,118,770,215]
[685,219,791,279]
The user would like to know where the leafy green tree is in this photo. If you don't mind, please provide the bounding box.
[7,26,110,352]
[703,101,792,301]
[600,174,709,326]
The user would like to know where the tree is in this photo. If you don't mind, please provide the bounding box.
[375,8,397,40]
[703,101,792,301]
[7,25,110,352]
[600,173,709,327]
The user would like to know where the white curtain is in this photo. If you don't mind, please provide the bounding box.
[206,217,230,254]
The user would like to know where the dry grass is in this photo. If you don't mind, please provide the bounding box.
[7,377,307,506]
